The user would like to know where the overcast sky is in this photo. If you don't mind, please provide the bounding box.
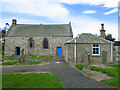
[0,0,119,40]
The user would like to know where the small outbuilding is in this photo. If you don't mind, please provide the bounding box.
[64,24,114,66]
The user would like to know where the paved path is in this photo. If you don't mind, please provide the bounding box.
[2,57,111,88]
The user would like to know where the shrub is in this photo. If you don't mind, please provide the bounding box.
[75,64,83,70]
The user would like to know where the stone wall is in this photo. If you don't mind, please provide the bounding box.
[64,44,74,64]
[114,46,120,61]
[65,43,113,66]
[4,36,72,57]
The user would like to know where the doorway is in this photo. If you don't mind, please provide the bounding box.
[15,47,20,55]
[57,47,62,56]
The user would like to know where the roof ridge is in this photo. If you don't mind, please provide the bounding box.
[16,24,69,26]
[92,34,114,43]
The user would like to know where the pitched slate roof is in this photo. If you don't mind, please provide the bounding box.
[65,33,114,44]
[6,24,73,37]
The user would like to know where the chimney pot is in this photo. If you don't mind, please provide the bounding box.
[12,19,17,25]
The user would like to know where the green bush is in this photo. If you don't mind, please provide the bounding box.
[75,64,83,70]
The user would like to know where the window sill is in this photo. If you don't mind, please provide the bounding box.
[43,49,49,50]
[92,55,101,57]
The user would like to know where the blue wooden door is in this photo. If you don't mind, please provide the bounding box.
[15,48,17,55]
[57,47,62,56]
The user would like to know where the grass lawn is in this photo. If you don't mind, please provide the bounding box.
[2,73,65,88]
[27,56,54,61]
[2,56,19,65]
[2,56,11,60]
[2,59,19,65]
[2,56,42,65]
[90,65,119,88]
[25,61,42,65]
[41,56,53,61]
[27,56,37,60]
[76,64,119,88]
[2,60,42,65]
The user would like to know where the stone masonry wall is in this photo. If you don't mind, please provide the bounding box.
[64,44,74,64]
[4,36,72,57]
[76,43,111,65]
[65,43,112,65]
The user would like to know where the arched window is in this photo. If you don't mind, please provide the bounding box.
[28,38,34,48]
[43,38,48,49]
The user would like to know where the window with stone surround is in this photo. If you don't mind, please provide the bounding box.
[43,38,48,49]
[28,38,34,48]
[92,44,100,55]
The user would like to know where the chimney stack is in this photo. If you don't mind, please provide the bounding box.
[100,23,106,39]
[12,19,17,25]
[69,21,71,25]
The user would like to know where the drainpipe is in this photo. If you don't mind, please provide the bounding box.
[74,39,77,64]
[66,44,68,62]
[111,42,113,62]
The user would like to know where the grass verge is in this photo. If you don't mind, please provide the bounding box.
[2,56,11,60]
[75,64,119,88]
[27,56,54,61]
[41,56,53,61]
[27,56,37,60]
[26,61,42,65]
[89,65,119,88]
[2,73,65,88]
[2,59,19,65]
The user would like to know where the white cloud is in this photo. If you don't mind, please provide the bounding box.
[2,0,69,19]
[71,17,118,40]
[1,0,118,40]
[50,15,118,40]
[59,0,119,8]
[82,10,96,14]
[59,0,119,15]
[104,8,118,15]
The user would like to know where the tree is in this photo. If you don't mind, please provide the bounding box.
[2,30,6,56]
[105,34,115,42]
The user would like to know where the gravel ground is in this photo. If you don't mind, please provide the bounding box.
[2,57,112,88]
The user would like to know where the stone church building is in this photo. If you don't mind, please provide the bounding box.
[4,19,73,57]
[4,19,114,66]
